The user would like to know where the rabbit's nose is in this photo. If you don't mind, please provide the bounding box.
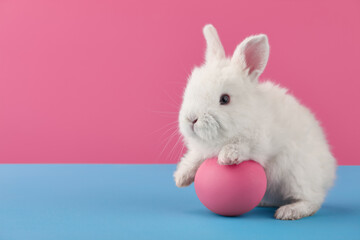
[187,116,198,125]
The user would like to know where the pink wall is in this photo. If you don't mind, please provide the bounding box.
[0,0,359,164]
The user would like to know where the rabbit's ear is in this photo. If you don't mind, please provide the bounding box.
[231,34,269,81]
[203,24,225,63]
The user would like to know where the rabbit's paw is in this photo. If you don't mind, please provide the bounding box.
[173,168,195,187]
[274,201,319,220]
[218,144,247,165]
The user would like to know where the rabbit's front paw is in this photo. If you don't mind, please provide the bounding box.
[173,168,195,188]
[218,144,247,165]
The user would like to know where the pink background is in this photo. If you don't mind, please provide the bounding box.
[0,0,359,164]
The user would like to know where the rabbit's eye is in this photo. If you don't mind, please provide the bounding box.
[220,94,230,105]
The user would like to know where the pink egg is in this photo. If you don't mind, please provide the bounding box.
[194,158,267,216]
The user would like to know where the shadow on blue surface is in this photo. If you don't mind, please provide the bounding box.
[184,207,276,219]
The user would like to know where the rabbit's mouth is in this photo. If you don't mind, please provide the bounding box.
[192,113,221,141]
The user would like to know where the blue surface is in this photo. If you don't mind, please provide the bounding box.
[0,165,359,240]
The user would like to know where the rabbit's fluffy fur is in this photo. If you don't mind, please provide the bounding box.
[174,25,336,220]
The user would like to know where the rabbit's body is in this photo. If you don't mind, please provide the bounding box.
[174,25,336,220]
[251,81,336,211]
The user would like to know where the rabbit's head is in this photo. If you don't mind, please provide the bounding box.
[179,24,269,145]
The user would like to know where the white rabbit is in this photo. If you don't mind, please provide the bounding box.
[173,24,336,220]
